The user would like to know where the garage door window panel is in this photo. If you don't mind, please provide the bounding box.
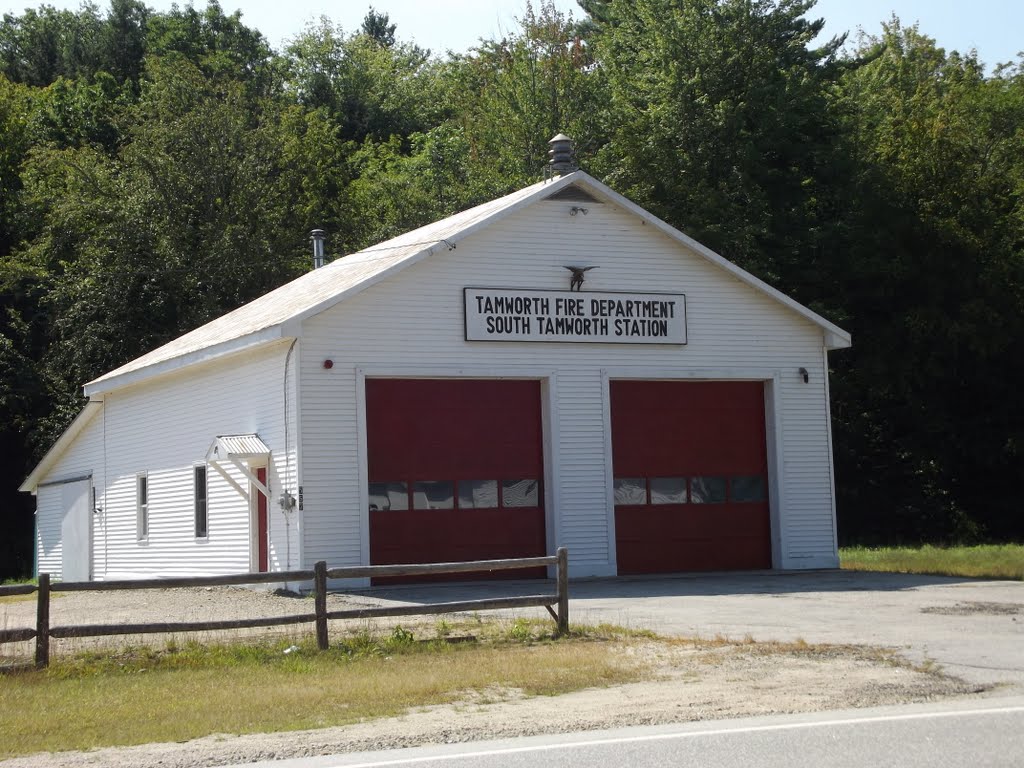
[614,477,647,506]
[369,481,409,511]
[650,477,687,504]
[731,476,766,503]
[501,479,539,507]
[690,477,727,504]
[413,481,454,510]
[458,480,498,509]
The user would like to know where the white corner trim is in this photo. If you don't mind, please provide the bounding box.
[764,374,787,569]
[356,367,370,568]
[822,345,840,557]
[540,373,560,569]
[599,368,618,573]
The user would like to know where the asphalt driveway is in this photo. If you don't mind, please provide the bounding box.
[354,570,1024,691]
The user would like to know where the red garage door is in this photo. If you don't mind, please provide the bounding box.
[611,380,771,574]
[366,379,546,582]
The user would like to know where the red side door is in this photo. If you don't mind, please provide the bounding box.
[256,466,268,572]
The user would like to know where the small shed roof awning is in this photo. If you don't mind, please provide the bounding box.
[206,434,271,462]
[206,434,271,502]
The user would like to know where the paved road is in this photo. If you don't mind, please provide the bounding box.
[233,697,1024,768]
[353,570,1024,689]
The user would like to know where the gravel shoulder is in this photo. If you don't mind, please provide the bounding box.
[0,585,994,768]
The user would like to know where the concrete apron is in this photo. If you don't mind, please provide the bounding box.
[351,570,1024,692]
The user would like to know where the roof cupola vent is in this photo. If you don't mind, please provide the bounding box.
[547,133,577,177]
[310,228,326,269]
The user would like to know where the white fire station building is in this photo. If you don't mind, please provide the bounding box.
[20,163,850,583]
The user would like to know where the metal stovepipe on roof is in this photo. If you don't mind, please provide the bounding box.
[310,228,326,269]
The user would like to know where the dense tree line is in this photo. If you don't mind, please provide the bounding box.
[1,0,1021,578]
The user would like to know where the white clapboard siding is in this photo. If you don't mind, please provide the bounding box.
[35,485,64,578]
[35,412,103,579]
[37,340,300,580]
[299,197,839,575]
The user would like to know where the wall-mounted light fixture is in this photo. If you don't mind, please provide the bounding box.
[569,206,588,216]
[798,367,809,383]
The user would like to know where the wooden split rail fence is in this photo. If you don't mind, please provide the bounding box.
[0,547,569,669]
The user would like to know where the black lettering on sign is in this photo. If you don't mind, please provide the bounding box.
[477,295,550,315]
[466,288,685,344]
[615,318,669,337]
[487,315,531,334]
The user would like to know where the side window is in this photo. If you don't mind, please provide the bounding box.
[137,473,149,540]
[194,465,208,538]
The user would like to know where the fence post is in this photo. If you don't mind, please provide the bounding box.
[35,573,50,669]
[556,547,569,635]
[314,560,329,650]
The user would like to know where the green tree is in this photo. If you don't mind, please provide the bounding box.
[0,4,105,86]
[447,0,606,189]
[145,0,278,97]
[102,0,150,85]
[285,18,440,142]
[0,75,32,256]
[361,7,396,48]
[344,124,482,246]
[16,53,345,401]
[29,72,129,150]
[593,0,846,282]
[829,22,1024,543]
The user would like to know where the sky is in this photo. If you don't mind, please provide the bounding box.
[2,0,1021,69]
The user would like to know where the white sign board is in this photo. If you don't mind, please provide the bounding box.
[464,288,687,344]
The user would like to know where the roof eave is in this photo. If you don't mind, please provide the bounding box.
[83,325,291,398]
[288,173,585,327]
[567,174,853,347]
[825,330,852,351]
[19,400,103,494]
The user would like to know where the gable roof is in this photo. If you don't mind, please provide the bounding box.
[83,170,850,398]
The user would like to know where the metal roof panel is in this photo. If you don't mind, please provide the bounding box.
[207,434,271,461]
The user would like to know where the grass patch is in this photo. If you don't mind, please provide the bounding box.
[0,577,37,604]
[841,544,1024,580]
[2,577,35,585]
[0,594,36,604]
[0,620,646,759]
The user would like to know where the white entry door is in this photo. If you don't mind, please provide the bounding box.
[61,479,91,581]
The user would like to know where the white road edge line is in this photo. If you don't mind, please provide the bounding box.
[332,705,1024,768]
